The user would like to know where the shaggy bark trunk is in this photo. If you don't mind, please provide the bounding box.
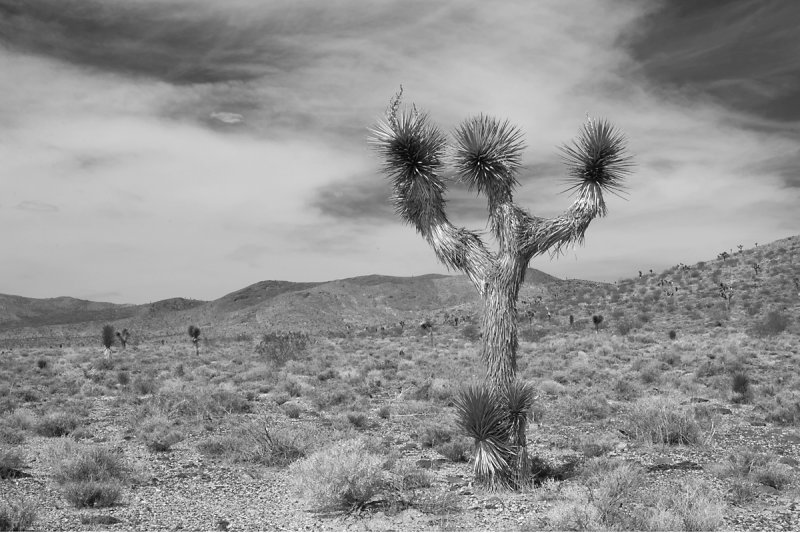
[480,261,525,391]
[480,259,529,485]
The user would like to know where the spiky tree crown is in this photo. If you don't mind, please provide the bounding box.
[369,93,631,267]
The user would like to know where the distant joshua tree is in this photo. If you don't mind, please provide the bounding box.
[592,314,604,333]
[718,282,734,309]
[369,89,632,487]
[188,325,201,355]
[115,328,130,349]
[101,324,115,358]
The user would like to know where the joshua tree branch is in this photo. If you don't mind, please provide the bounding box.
[520,117,632,260]
[369,107,494,295]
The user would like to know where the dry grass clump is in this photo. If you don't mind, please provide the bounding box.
[622,396,704,445]
[35,411,81,437]
[545,459,725,531]
[752,310,789,337]
[287,436,428,512]
[197,420,311,467]
[0,497,37,531]
[135,415,183,452]
[758,390,800,425]
[51,442,130,508]
[255,332,310,366]
[709,448,795,494]
[287,437,392,510]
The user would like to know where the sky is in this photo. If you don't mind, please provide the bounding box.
[1,0,799,304]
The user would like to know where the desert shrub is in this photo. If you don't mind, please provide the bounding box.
[345,411,370,429]
[148,382,249,420]
[615,318,635,335]
[287,437,392,510]
[282,403,302,419]
[539,379,566,397]
[377,405,391,419]
[36,358,48,370]
[15,388,39,403]
[638,361,663,384]
[197,422,309,467]
[435,436,471,462]
[132,376,159,395]
[0,427,25,445]
[36,411,80,437]
[731,372,752,404]
[93,358,114,371]
[461,324,481,342]
[117,371,130,386]
[519,327,548,343]
[136,415,183,452]
[612,378,641,401]
[668,329,677,340]
[418,423,454,448]
[317,369,337,381]
[752,310,789,337]
[565,393,613,421]
[623,396,702,445]
[0,449,25,474]
[256,332,310,366]
[0,497,37,531]
[711,448,794,492]
[759,390,800,425]
[553,459,725,531]
[3,408,35,430]
[637,478,725,531]
[54,445,129,508]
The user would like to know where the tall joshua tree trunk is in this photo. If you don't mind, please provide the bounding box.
[369,90,632,484]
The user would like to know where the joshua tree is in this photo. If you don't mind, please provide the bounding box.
[188,325,201,356]
[115,328,130,349]
[718,282,734,310]
[101,324,115,358]
[370,91,631,486]
[592,314,604,333]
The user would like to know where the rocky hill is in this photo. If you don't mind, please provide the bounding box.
[1,234,797,348]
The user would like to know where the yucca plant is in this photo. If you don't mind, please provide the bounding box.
[188,325,201,356]
[370,89,632,486]
[453,383,513,487]
[101,325,115,358]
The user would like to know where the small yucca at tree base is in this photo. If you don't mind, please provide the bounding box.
[453,380,535,489]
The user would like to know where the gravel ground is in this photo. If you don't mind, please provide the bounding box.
[3,395,800,531]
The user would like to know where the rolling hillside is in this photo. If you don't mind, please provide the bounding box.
[0,234,797,348]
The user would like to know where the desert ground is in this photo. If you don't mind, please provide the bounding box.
[1,236,799,531]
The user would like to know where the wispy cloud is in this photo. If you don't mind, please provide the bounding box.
[0,0,798,303]
[16,200,59,212]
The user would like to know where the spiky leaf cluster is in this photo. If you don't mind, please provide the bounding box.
[368,110,448,229]
[453,115,525,202]
[454,380,536,488]
[453,383,512,486]
[559,118,632,211]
